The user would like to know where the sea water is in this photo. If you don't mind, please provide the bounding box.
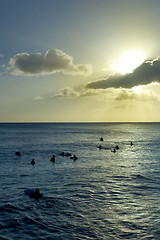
[0,123,159,239]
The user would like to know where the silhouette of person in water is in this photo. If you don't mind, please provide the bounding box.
[29,188,42,200]
[73,154,78,160]
[70,154,78,160]
[111,148,116,153]
[98,145,102,150]
[31,159,35,165]
[50,155,55,162]
[15,151,21,156]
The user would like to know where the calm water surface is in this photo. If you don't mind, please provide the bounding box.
[0,123,159,239]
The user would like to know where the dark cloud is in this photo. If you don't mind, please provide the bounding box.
[86,57,160,89]
[9,49,92,76]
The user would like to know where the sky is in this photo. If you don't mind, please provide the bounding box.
[1,0,160,122]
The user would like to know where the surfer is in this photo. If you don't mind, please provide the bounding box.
[70,154,78,160]
[24,188,42,200]
[29,188,42,199]
[15,151,21,156]
[98,145,102,150]
[50,155,55,162]
[111,148,116,153]
[31,159,35,165]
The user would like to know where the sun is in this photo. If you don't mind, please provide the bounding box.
[110,50,145,74]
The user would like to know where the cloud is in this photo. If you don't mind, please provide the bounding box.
[32,84,158,104]
[86,57,160,89]
[54,85,159,102]
[0,54,4,58]
[33,96,44,101]
[114,88,159,102]
[55,87,81,97]
[55,87,113,98]
[9,49,92,76]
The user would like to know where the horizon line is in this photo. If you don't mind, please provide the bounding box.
[0,121,160,124]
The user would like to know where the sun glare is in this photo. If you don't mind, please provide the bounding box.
[132,86,143,94]
[110,50,145,74]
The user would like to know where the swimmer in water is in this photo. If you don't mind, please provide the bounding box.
[29,188,42,200]
[98,145,102,150]
[31,159,35,165]
[15,151,21,156]
[50,155,55,162]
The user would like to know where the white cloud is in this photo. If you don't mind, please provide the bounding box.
[33,96,44,101]
[9,49,92,76]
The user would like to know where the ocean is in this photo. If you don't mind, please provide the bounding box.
[0,122,159,240]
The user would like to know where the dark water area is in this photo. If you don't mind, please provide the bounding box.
[0,123,160,239]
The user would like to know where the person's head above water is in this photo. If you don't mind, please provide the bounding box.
[35,188,40,194]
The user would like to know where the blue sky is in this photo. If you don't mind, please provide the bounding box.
[1,0,160,122]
